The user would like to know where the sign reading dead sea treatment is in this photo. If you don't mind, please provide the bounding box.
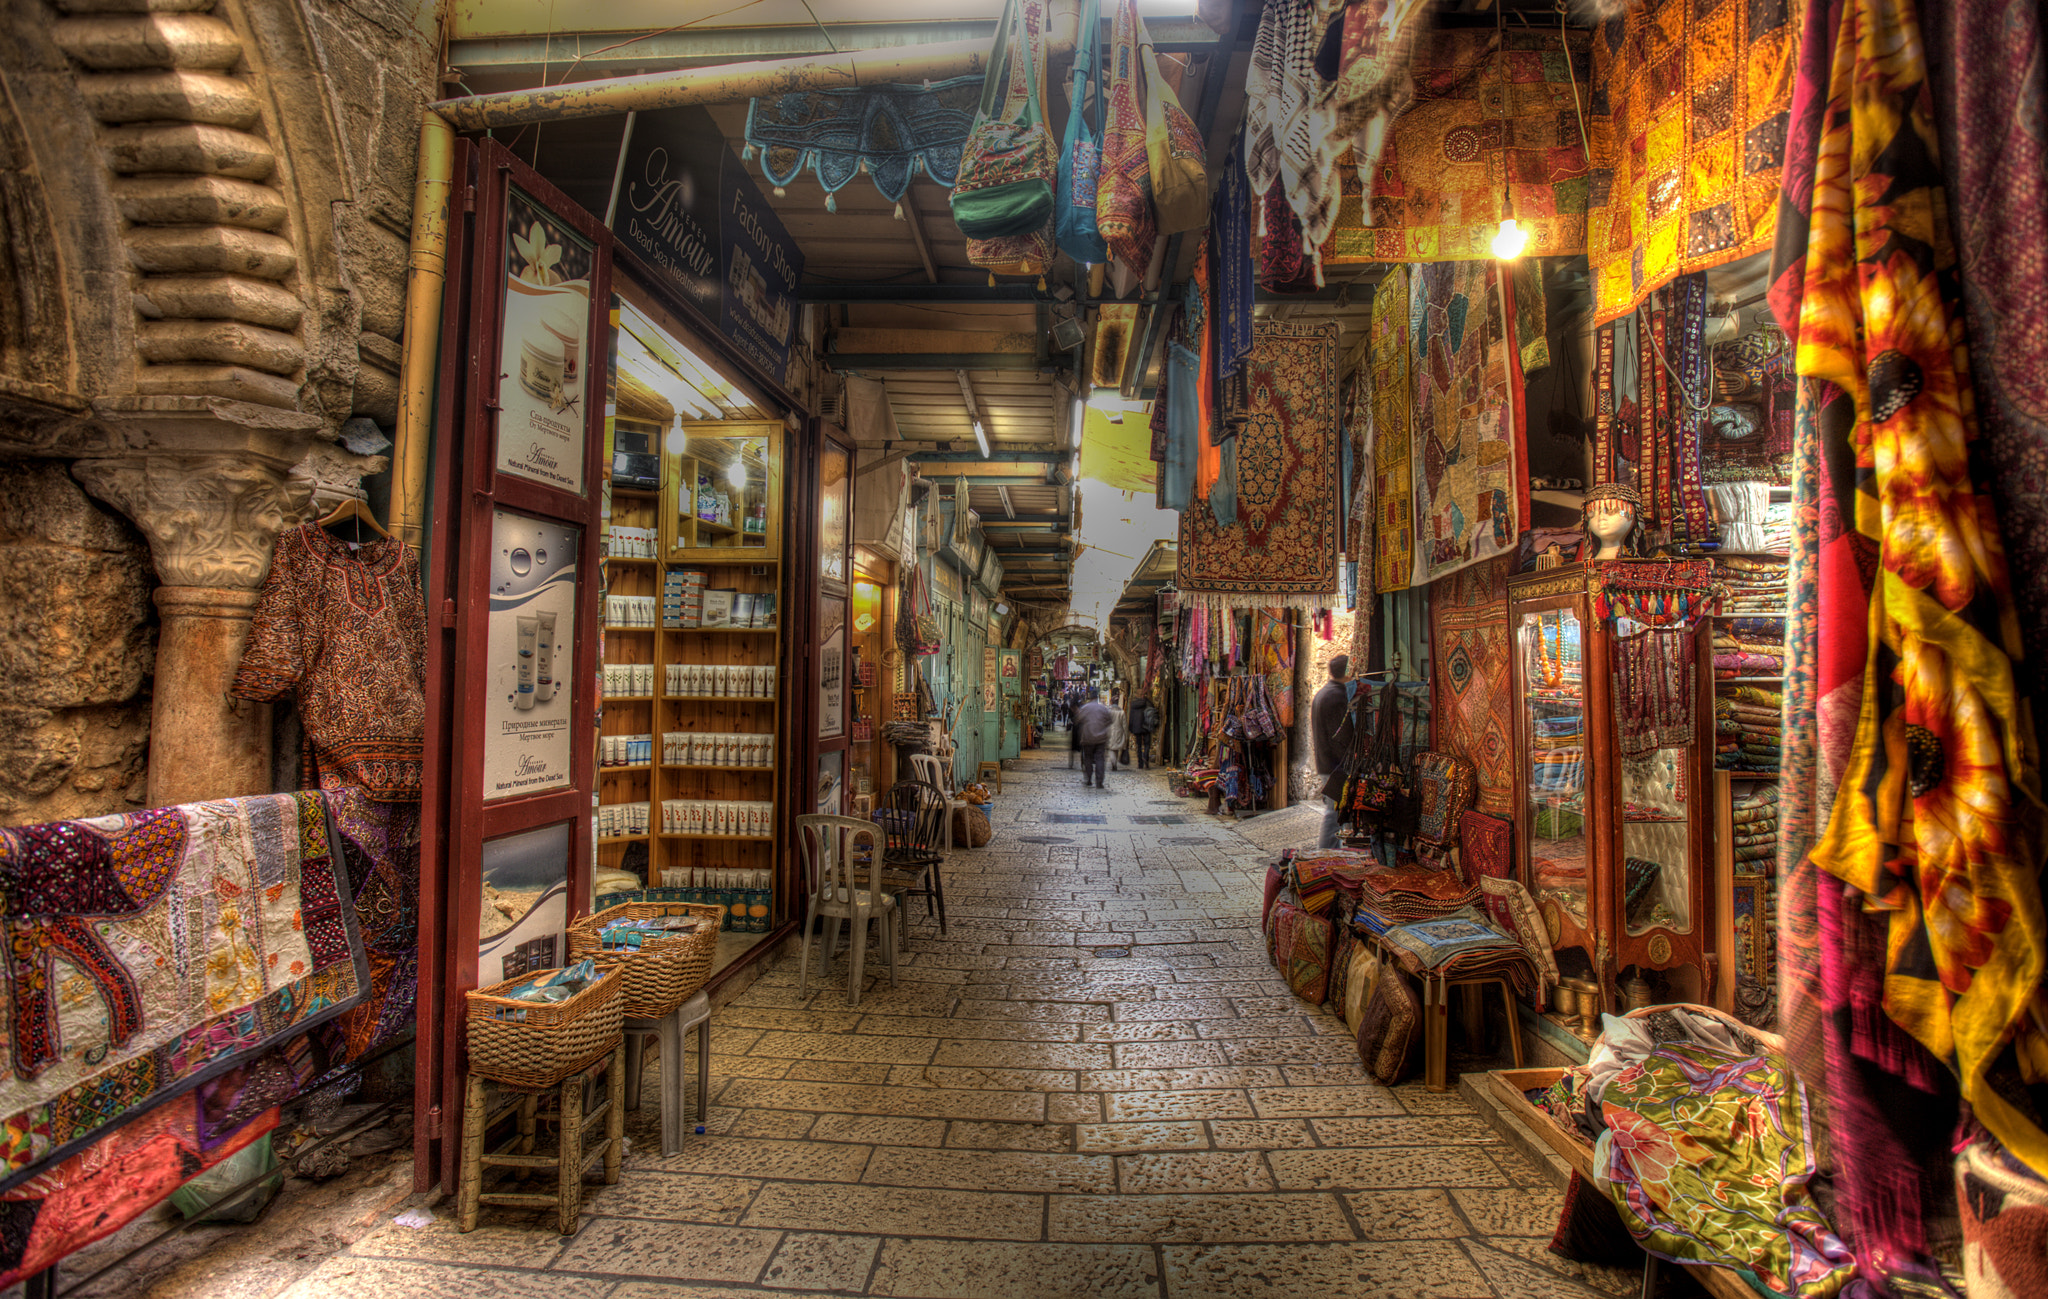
[614,106,803,380]
[498,189,593,494]
[483,510,581,801]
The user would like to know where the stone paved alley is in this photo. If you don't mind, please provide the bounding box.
[98,744,1639,1299]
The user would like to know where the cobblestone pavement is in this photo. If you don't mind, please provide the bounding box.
[281,744,1636,1299]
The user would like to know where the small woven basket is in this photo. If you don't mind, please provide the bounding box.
[566,901,724,1018]
[465,963,625,1090]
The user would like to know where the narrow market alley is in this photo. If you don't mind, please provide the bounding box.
[252,743,1625,1299]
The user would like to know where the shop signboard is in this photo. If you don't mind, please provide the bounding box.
[497,188,594,494]
[613,106,804,381]
[482,509,581,800]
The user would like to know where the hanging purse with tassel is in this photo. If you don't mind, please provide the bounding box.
[951,0,1058,240]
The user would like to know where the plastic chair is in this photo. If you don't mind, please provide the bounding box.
[909,751,949,796]
[794,815,898,1006]
[875,779,948,936]
[622,988,712,1157]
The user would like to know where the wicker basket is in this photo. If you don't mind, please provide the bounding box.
[465,963,625,1090]
[566,901,724,1018]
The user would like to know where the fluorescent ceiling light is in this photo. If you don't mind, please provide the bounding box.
[973,419,990,459]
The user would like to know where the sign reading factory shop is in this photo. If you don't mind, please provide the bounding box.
[613,106,804,381]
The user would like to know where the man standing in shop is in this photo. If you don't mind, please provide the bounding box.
[1130,693,1160,769]
[1074,687,1113,789]
[1312,654,1357,849]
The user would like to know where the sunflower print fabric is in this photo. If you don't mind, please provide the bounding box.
[1768,0,2048,1174]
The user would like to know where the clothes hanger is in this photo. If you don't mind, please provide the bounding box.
[317,496,390,547]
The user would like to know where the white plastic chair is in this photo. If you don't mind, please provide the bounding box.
[795,814,899,1006]
[908,751,950,796]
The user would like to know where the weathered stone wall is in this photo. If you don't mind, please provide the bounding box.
[0,461,155,821]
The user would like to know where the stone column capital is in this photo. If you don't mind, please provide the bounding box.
[73,451,309,590]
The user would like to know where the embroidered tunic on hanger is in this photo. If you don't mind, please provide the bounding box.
[231,525,427,801]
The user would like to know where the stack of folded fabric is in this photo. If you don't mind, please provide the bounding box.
[1711,622,1785,679]
[1287,848,1382,918]
[1713,685,1783,773]
[1729,783,1779,868]
[1714,556,1788,612]
[1354,867,1479,924]
[1532,714,1587,794]
[1370,907,1541,997]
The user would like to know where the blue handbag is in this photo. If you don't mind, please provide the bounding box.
[1055,0,1109,264]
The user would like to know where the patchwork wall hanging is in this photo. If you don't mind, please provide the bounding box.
[0,793,368,1190]
[1324,27,1595,264]
[1178,320,1341,609]
[1410,260,1526,582]
[1584,0,1802,324]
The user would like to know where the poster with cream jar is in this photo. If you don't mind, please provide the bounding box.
[484,509,581,800]
[497,188,593,495]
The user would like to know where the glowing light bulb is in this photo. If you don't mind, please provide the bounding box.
[1492,217,1527,261]
[726,459,747,489]
[665,417,686,455]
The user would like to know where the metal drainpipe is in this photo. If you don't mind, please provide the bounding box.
[431,0,1080,132]
[389,110,455,553]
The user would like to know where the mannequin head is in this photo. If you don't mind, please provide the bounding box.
[1582,483,1642,560]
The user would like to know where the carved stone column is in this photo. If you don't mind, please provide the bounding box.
[74,424,311,807]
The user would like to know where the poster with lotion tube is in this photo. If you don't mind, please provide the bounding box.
[485,509,581,800]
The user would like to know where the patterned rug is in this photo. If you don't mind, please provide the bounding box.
[1584,0,1802,324]
[0,793,368,1191]
[1324,27,1595,264]
[1370,265,1414,593]
[743,76,982,205]
[1430,557,1515,818]
[1179,320,1341,609]
[1411,262,1524,582]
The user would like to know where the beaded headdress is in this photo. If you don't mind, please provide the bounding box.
[1583,482,1641,507]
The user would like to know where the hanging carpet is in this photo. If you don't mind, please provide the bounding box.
[1324,27,1595,265]
[1178,321,1341,609]
[0,793,368,1191]
[744,76,982,206]
[1429,556,1515,818]
[1410,260,1526,582]
[1584,0,1803,325]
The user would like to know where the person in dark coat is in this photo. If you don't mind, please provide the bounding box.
[1072,688,1114,789]
[1310,654,1357,849]
[1130,694,1160,769]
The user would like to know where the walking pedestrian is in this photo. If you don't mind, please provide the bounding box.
[1073,688,1113,789]
[1107,692,1130,771]
[1311,654,1357,849]
[1130,694,1160,769]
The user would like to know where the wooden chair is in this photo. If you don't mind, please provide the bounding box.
[795,815,898,1006]
[1422,973,1524,1092]
[457,1042,625,1235]
[975,760,1003,794]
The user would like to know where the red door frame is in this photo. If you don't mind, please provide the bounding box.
[418,139,611,1191]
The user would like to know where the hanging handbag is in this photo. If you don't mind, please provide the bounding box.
[950,0,1058,240]
[967,222,1055,281]
[1143,33,1208,235]
[911,568,943,655]
[1095,0,1157,274]
[1055,0,1109,263]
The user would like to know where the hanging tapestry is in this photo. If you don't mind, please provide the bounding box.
[1612,626,1695,758]
[1324,27,1594,265]
[1178,321,1340,609]
[1213,126,1257,378]
[1429,557,1514,817]
[1317,0,1434,211]
[1670,274,1715,546]
[0,1087,279,1292]
[1598,1043,1859,1297]
[1583,0,1803,324]
[0,794,368,1191]
[1510,258,1549,374]
[1922,0,2048,678]
[1410,261,1523,582]
[314,783,419,1078]
[743,76,982,207]
[1773,0,2048,1187]
[1369,264,1414,592]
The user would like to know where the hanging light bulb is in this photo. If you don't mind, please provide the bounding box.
[665,415,687,455]
[1492,216,1527,261]
[726,458,748,489]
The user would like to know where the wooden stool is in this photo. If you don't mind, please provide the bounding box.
[457,1040,625,1235]
[976,761,1002,794]
[1422,974,1524,1092]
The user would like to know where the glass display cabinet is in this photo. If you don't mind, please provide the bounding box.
[1507,563,1714,1023]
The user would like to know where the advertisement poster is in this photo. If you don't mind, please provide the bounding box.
[478,822,570,985]
[820,442,849,595]
[483,510,581,800]
[816,750,844,817]
[612,106,804,382]
[498,188,592,494]
[819,598,846,739]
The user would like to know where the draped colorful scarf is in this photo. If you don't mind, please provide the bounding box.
[1770,0,2048,1193]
